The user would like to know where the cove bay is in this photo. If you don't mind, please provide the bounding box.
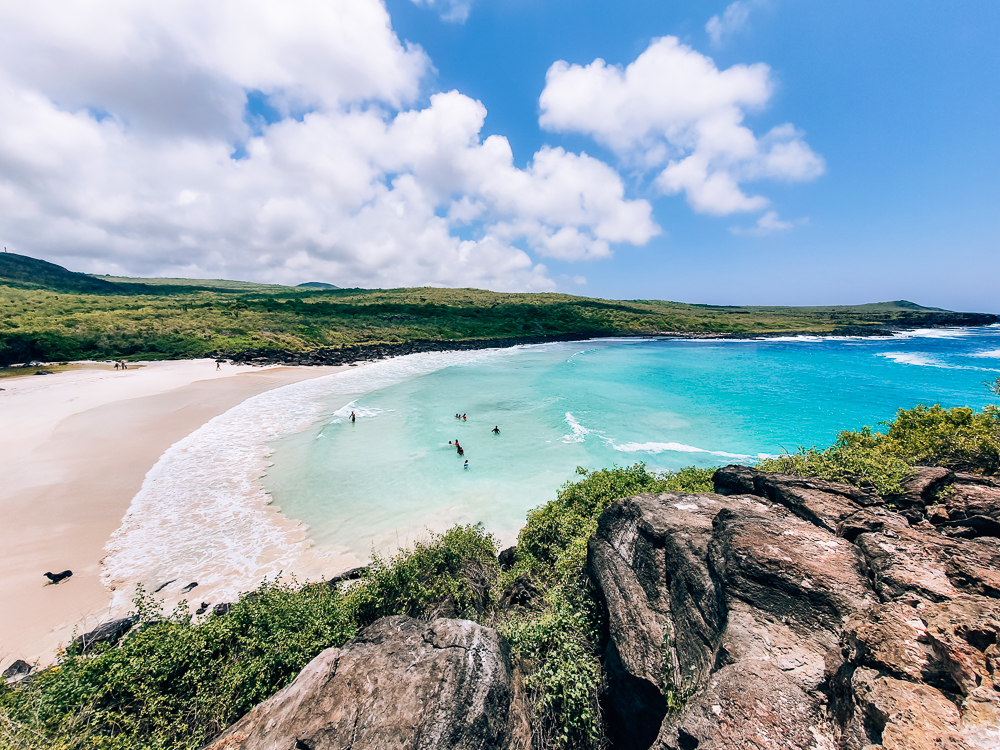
[260,326,1000,558]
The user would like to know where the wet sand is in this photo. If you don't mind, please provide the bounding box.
[0,360,348,671]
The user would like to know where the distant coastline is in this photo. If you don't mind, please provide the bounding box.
[218,317,1000,368]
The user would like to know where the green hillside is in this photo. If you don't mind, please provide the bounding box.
[0,252,122,294]
[0,252,994,365]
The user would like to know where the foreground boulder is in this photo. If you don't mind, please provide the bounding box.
[585,467,1000,749]
[204,615,518,750]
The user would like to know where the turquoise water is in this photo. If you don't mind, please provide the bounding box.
[261,327,1000,556]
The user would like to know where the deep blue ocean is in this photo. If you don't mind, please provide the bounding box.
[260,326,1000,556]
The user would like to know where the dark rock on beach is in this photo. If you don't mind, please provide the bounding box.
[73,616,137,654]
[203,615,519,750]
[326,566,369,587]
[2,659,32,681]
[500,574,538,609]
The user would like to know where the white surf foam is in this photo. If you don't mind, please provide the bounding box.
[879,351,999,372]
[969,349,1000,359]
[102,348,505,610]
[562,412,592,443]
[607,440,764,460]
[880,352,945,367]
[891,328,973,339]
[326,401,390,424]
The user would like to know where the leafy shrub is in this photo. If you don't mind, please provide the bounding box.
[881,404,1000,475]
[0,525,501,750]
[756,426,914,495]
[1,580,355,750]
[757,404,1000,497]
[346,524,500,624]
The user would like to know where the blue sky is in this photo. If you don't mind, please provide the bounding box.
[0,1,996,311]
[386,0,1000,310]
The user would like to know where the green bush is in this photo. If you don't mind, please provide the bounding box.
[0,525,501,750]
[1,580,355,750]
[757,404,1000,495]
[346,524,500,624]
[881,404,1000,474]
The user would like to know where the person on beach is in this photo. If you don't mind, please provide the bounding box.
[492,425,500,434]
[216,361,221,371]
[114,362,119,371]
[350,411,356,423]
[121,360,127,370]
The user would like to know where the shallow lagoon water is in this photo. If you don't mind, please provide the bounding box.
[261,326,1000,556]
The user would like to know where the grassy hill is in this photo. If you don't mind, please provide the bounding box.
[0,252,994,364]
[0,253,123,294]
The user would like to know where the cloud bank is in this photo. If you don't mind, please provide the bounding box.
[539,36,824,217]
[0,0,656,289]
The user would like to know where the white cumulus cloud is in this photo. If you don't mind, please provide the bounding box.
[0,0,656,290]
[539,36,824,217]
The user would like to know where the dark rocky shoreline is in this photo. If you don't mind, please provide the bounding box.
[216,314,999,368]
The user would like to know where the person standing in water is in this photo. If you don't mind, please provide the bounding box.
[463,460,469,470]
[492,426,500,435]
[350,411,356,423]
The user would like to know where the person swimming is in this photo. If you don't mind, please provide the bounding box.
[492,425,500,434]
[462,413,467,421]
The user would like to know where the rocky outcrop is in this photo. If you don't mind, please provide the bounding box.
[204,615,519,750]
[585,466,1000,750]
[72,616,137,654]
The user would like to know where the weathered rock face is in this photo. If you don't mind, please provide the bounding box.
[204,616,517,750]
[586,466,1000,750]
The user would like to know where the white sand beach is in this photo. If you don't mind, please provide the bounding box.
[0,360,349,671]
